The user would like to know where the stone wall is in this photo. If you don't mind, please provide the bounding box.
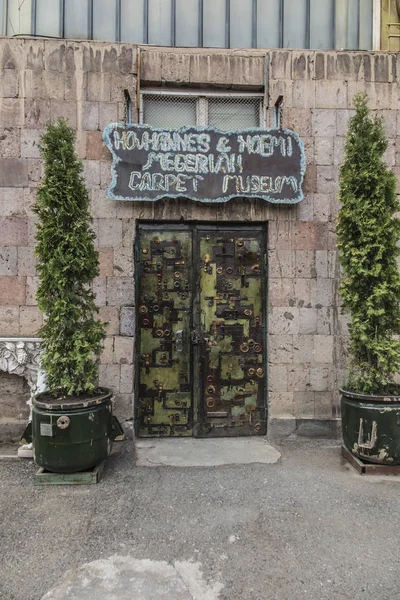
[0,37,397,440]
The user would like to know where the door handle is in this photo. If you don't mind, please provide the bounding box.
[175,329,184,353]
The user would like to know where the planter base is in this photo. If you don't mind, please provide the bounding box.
[341,445,400,476]
[34,460,105,485]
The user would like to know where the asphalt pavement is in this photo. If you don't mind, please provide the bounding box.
[0,438,399,600]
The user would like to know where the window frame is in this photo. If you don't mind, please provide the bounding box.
[140,89,266,129]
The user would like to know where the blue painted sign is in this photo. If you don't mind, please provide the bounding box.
[103,124,306,204]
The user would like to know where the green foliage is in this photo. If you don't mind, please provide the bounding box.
[34,118,106,397]
[337,93,400,393]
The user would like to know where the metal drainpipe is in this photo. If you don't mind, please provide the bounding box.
[396,0,400,19]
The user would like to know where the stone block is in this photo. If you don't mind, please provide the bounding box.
[86,131,112,161]
[20,129,42,159]
[44,41,67,71]
[315,54,325,80]
[110,74,135,102]
[0,218,28,246]
[269,335,293,364]
[0,306,19,335]
[269,307,299,335]
[24,70,44,100]
[317,307,335,336]
[116,202,135,219]
[0,393,29,419]
[314,137,334,166]
[19,306,42,335]
[0,159,28,187]
[93,277,107,306]
[299,308,317,335]
[270,51,292,80]
[287,109,312,137]
[292,52,313,80]
[98,218,122,247]
[0,69,19,98]
[0,98,23,127]
[268,392,294,418]
[120,365,134,393]
[303,164,317,194]
[98,306,120,335]
[287,365,311,392]
[334,137,345,165]
[267,417,297,440]
[113,247,134,277]
[27,159,43,185]
[313,193,332,222]
[310,365,332,392]
[106,278,135,307]
[83,160,101,187]
[26,276,38,305]
[296,193,314,222]
[120,306,135,336]
[268,365,288,392]
[314,392,334,418]
[292,80,316,109]
[268,278,293,306]
[293,278,311,308]
[317,166,336,194]
[162,52,190,84]
[310,279,334,308]
[100,336,114,365]
[295,250,316,278]
[43,71,65,100]
[113,336,134,365]
[99,103,118,130]
[113,393,133,420]
[0,372,25,394]
[268,250,295,279]
[0,127,20,158]
[293,391,315,418]
[314,335,334,363]
[99,364,120,391]
[91,189,117,219]
[315,80,347,109]
[0,276,25,305]
[0,247,17,276]
[312,109,336,137]
[26,41,45,71]
[98,247,114,277]
[269,220,291,250]
[87,72,112,102]
[293,335,314,363]
[292,222,327,251]
[50,100,77,128]
[315,250,328,278]
[82,102,99,131]
[0,188,24,217]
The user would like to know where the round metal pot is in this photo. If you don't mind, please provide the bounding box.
[341,388,400,465]
[32,388,114,473]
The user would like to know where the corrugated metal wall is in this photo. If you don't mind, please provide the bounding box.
[0,0,373,50]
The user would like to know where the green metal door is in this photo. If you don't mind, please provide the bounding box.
[136,224,267,438]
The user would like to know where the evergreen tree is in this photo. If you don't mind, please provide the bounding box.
[34,118,106,398]
[337,93,400,393]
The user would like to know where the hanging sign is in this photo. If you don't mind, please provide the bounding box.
[103,124,306,204]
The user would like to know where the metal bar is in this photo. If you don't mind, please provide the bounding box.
[305,0,311,48]
[225,0,230,48]
[171,0,176,46]
[144,0,149,43]
[60,0,64,37]
[116,0,121,42]
[140,89,265,97]
[252,0,257,48]
[4,0,8,35]
[280,0,284,48]
[198,0,203,47]
[264,53,269,110]
[89,0,93,39]
[332,0,336,48]
[137,47,141,123]
[31,0,36,35]
[357,0,360,49]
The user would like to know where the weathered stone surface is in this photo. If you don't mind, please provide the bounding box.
[19,306,42,335]
[120,365,134,393]
[0,276,26,305]
[113,337,134,365]
[0,159,29,187]
[0,127,20,157]
[0,218,28,246]
[120,306,135,337]
[106,278,135,307]
[0,306,19,335]
[0,247,18,276]
[97,247,114,276]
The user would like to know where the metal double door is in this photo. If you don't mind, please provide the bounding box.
[136,224,267,438]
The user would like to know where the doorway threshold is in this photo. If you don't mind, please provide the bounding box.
[135,437,281,467]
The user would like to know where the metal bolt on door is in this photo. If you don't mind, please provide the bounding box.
[136,225,267,438]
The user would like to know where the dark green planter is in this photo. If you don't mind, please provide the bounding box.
[32,388,114,474]
[341,389,400,465]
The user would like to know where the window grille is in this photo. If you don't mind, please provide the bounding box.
[141,92,265,130]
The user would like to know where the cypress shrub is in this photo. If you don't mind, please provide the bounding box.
[337,93,400,393]
[34,118,106,398]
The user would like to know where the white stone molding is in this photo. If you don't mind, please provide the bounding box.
[0,338,46,420]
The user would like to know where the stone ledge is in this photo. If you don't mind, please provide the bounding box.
[267,417,341,441]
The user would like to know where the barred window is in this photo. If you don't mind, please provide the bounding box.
[141,92,265,131]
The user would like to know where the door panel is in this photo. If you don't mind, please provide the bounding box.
[197,230,266,437]
[136,225,267,438]
[137,229,193,437]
